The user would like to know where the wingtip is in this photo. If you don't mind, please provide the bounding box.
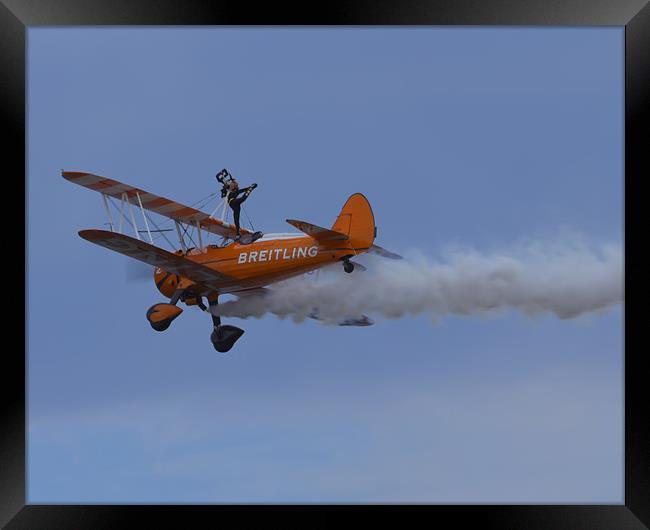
[78,229,96,241]
[78,228,112,241]
[62,170,86,181]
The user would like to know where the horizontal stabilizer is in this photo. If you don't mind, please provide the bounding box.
[369,244,402,260]
[286,219,349,241]
[337,315,374,326]
[308,308,374,327]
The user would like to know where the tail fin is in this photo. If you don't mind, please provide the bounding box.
[332,193,376,250]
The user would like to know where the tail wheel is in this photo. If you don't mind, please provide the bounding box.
[343,260,354,273]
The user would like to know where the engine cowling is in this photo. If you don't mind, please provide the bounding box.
[154,267,179,298]
[154,267,201,306]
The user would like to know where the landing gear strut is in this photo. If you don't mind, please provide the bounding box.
[208,296,245,353]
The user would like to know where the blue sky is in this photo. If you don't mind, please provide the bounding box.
[27,27,623,503]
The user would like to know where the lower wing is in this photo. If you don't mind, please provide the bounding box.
[79,229,232,292]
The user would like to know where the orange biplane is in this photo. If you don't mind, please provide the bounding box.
[63,170,401,352]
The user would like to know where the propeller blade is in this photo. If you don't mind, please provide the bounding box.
[125,259,154,282]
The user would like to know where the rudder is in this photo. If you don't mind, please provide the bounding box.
[332,193,376,250]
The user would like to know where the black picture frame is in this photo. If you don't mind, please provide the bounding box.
[4,1,647,528]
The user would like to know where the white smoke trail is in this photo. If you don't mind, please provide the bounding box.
[212,238,623,324]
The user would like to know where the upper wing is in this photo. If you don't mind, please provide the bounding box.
[79,229,233,291]
[63,171,253,239]
[285,219,348,241]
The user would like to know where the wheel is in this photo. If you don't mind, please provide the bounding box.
[150,319,172,332]
[343,261,354,273]
[146,303,183,332]
[210,325,245,353]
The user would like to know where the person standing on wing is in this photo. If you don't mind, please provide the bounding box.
[216,169,257,240]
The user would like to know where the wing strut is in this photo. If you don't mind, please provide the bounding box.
[101,194,114,232]
[135,191,154,244]
[174,221,187,253]
[118,194,125,233]
[195,220,204,250]
[125,192,140,240]
[63,170,255,240]
[102,191,179,249]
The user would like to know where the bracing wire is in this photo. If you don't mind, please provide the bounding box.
[154,191,219,230]
[144,211,176,249]
[107,196,135,231]
[104,186,258,251]
[106,196,179,250]
[242,203,255,231]
[180,221,198,250]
